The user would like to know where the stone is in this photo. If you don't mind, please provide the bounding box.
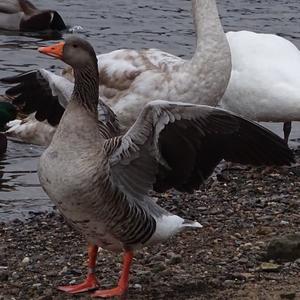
[0,270,8,281]
[167,254,182,265]
[280,291,296,299]
[133,283,142,289]
[258,262,281,272]
[280,220,289,225]
[267,233,300,261]
[21,257,30,264]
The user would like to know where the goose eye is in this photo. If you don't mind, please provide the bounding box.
[73,44,78,48]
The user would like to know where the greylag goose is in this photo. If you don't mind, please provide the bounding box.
[36,36,293,298]
[220,30,300,143]
[0,0,66,31]
[1,0,231,144]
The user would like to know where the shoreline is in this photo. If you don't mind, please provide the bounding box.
[1,155,300,299]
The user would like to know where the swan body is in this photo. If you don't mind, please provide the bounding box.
[220,30,300,141]
[0,0,66,31]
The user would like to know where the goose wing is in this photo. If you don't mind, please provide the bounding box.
[106,100,294,196]
[1,70,120,138]
[2,69,67,126]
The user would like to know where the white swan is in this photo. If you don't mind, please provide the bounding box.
[220,30,300,142]
[2,0,231,144]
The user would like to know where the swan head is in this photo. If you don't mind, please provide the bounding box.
[38,35,98,69]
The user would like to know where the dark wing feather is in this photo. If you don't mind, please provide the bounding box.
[107,100,294,197]
[1,70,64,126]
[49,11,66,30]
[1,70,120,138]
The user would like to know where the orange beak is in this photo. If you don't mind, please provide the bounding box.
[38,41,65,59]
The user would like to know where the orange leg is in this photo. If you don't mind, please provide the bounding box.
[58,244,100,294]
[91,251,133,298]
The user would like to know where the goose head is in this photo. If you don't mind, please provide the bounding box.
[38,36,98,70]
[38,36,100,111]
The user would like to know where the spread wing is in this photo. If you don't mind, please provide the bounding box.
[1,69,120,139]
[2,69,67,126]
[106,100,294,197]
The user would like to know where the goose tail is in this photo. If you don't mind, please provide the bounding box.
[150,214,202,244]
[182,219,203,229]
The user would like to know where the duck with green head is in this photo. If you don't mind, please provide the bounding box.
[0,101,17,154]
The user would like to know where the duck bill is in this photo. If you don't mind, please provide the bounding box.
[38,41,65,59]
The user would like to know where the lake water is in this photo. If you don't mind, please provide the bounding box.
[0,0,300,221]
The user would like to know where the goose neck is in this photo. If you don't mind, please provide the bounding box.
[72,63,99,114]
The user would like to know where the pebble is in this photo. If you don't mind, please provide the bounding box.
[223,280,235,287]
[133,284,142,289]
[21,257,30,264]
[151,262,166,273]
[11,272,20,279]
[167,254,182,265]
[241,242,253,249]
[0,270,8,281]
[59,266,68,275]
[280,220,289,225]
[280,292,296,299]
[258,262,281,272]
[69,279,76,284]
[197,206,208,212]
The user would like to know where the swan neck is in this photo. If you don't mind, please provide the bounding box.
[193,0,225,47]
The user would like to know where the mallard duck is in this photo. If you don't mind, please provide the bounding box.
[1,0,231,145]
[220,30,300,143]
[0,101,17,154]
[0,0,66,31]
[36,36,293,298]
[0,101,17,130]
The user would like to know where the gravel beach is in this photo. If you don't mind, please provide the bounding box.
[1,151,300,300]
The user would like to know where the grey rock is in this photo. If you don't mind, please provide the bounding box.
[280,291,296,299]
[21,257,30,264]
[167,254,182,265]
[0,270,8,281]
[267,233,300,261]
[258,262,281,272]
